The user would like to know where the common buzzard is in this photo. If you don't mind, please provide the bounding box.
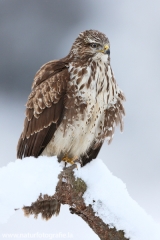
[17,30,125,166]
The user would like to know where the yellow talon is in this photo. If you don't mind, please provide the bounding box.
[62,154,78,165]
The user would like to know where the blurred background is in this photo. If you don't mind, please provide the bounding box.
[0,0,160,239]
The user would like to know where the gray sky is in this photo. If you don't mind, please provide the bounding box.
[0,0,160,238]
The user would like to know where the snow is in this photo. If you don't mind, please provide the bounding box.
[0,156,160,240]
[0,156,62,224]
[74,159,160,240]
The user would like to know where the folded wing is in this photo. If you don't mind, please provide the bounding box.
[17,60,69,159]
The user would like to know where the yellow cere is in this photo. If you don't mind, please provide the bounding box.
[104,45,109,50]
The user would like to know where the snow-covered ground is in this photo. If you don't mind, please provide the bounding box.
[0,157,160,240]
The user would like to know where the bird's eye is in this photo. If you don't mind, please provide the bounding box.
[90,43,98,48]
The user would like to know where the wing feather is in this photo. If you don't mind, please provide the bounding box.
[17,60,69,159]
[81,142,103,166]
[32,60,68,89]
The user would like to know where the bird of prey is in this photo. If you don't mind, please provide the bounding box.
[17,30,125,166]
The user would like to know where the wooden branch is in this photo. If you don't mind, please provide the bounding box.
[23,164,129,240]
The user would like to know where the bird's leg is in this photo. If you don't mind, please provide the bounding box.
[62,154,78,165]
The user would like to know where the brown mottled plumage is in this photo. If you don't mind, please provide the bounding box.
[17,30,125,166]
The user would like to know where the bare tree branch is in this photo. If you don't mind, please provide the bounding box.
[23,164,129,240]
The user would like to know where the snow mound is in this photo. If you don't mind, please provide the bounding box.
[0,156,62,224]
[0,156,160,240]
[74,158,160,240]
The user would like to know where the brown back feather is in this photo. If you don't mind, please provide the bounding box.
[32,60,68,89]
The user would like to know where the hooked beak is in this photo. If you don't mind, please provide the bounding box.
[99,44,110,55]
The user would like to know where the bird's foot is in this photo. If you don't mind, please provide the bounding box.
[62,154,78,165]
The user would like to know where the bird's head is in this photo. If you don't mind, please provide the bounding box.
[69,30,110,62]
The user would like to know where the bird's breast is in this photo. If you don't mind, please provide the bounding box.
[68,60,119,110]
[42,60,122,158]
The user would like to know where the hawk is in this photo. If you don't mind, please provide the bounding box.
[17,30,125,166]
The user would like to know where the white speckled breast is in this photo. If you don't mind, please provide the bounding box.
[42,54,120,158]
